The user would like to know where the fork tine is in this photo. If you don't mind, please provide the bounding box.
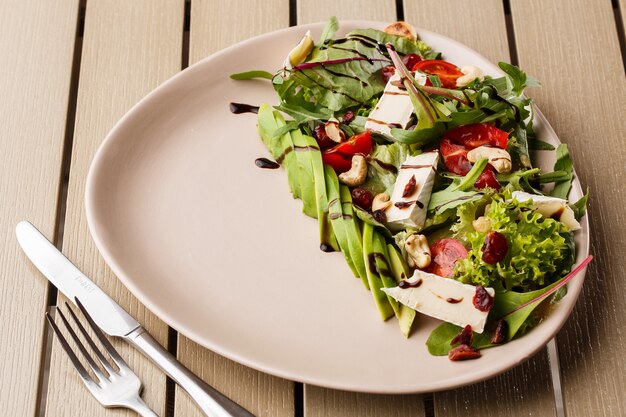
[46,311,93,384]
[64,302,117,376]
[75,297,129,370]
[56,306,108,383]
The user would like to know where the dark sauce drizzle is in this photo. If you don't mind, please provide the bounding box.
[399,279,422,289]
[229,102,259,114]
[254,158,279,169]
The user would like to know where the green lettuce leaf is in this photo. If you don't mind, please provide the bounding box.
[455,193,575,290]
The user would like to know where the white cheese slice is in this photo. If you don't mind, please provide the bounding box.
[364,71,427,139]
[385,151,439,232]
[382,270,495,333]
[511,191,581,231]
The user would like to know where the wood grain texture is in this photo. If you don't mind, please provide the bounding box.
[0,1,78,416]
[297,0,396,24]
[511,1,626,416]
[297,2,424,416]
[404,0,509,64]
[305,387,423,417]
[43,1,184,416]
[174,1,295,416]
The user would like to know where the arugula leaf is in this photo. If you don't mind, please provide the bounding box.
[551,144,573,199]
[570,192,589,220]
[390,125,444,146]
[426,322,494,355]
[229,70,274,80]
[318,16,339,45]
[528,138,555,151]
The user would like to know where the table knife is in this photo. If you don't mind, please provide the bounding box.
[16,221,254,417]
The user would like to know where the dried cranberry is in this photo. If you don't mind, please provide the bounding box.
[341,111,355,125]
[372,210,387,223]
[313,124,336,151]
[402,53,422,70]
[402,175,417,198]
[481,231,508,264]
[474,166,501,190]
[351,187,374,211]
[382,66,396,83]
[473,286,494,312]
[490,319,508,344]
[448,344,481,361]
[450,325,473,347]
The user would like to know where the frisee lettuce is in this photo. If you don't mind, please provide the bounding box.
[454,193,575,291]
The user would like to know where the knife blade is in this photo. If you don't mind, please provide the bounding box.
[16,220,140,336]
[16,220,255,417]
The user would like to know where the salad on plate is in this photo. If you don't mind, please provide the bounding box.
[230,18,591,361]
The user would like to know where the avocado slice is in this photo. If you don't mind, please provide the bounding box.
[323,165,358,276]
[372,232,400,317]
[362,223,394,320]
[256,104,300,198]
[290,128,318,218]
[339,185,368,288]
[303,133,339,251]
[387,243,417,337]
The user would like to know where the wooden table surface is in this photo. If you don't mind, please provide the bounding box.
[2,0,625,416]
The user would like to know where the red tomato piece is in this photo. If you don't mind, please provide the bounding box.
[322,132,372,173]
[412,60,463,89]
[474,165,501,189]
[444,123,509,149]
[440,138,473,176]
[321,152,352,173]
[424,238,468,278]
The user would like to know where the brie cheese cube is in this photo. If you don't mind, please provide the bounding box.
[511,191,581,231]
[364,71,427,139]
[382,270,495,333]
[385,151,439,232]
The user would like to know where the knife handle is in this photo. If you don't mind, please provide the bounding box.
[126,327,255,417]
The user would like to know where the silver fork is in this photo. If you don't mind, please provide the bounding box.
[46,299,158,417]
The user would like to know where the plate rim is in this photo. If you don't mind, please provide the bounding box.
[85,20,590,393]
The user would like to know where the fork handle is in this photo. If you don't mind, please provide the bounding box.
[125,327,255,417]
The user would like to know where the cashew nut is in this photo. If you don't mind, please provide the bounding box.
[456,65,485,87]
[472,216,492,233]
[372,193,392,212]
[405,234,431,269]
[338,154,368,186]
[467,145,512,173]
[384,21,416,40]
[324,117,345,143]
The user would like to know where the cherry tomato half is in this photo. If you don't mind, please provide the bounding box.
[321,152,352,173]
[322,131,373,173]
[440,138,472,176]
[444,123,509,149]
[412,60,463,89]
[424,238,468,278]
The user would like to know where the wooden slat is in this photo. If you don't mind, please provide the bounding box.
[297,2,426,417]
[0,1,78,416]
[297,0,396,24]
[510,1,626,416]
[403,0,509,64]
[403,2,559,416]
[305,388,422,417]
[44,1,184,416]
[173,1,295,416]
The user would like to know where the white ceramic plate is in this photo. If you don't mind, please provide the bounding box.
[86,21,589,393]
